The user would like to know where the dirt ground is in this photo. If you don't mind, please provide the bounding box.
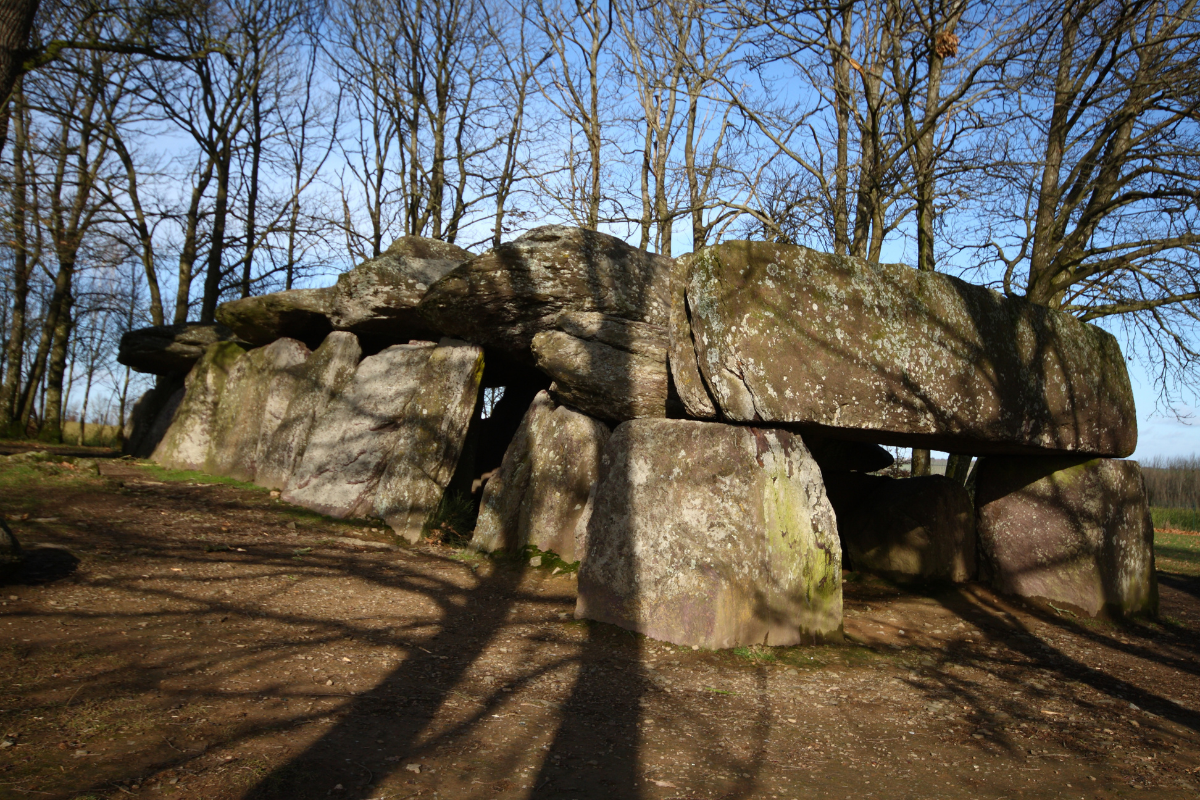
[2,446,1199,800]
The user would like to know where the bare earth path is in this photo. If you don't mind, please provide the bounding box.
[1,451,1198,799]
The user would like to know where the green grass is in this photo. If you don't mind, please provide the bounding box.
[60,421,121,447]
[516,544,580,574]
[133,461,267,492]
[0,457,103,513]
[1151,506,1200,532]
[732,644,778,664]
[1155,529,1200,577]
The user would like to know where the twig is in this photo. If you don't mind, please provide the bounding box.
[63,685,84,707]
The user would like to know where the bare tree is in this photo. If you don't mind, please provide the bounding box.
[0,0,41,155]
[534,0,619,230]
[981,0,1200,398]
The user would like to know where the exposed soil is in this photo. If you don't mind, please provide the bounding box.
[2,445,1199,800]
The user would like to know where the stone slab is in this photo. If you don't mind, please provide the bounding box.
[576,419,842,648]
[471,391,609,561]
[975,456,1157,617]
[672,242,1137,456]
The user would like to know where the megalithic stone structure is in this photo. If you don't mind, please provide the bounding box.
[670,242,1137,457]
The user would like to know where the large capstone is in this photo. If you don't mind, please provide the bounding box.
[282,339,483,541]
[531,312,672,422]
[118,323,245,376]
[576,419,842,648]
[215,287,334,348]
[256,331,363,490]
[419,225,672,364]
[671,241,1137,456]
[975,456,1157,618]
[205,338,312,482]
[823,473,975,582]
[151,341,247,470]
[329,237,472,337]
[470,391,610,561]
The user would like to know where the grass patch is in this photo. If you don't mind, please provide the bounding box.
[517,544,579,574]
[133,461,265,492]
[59,421,122,447]
[1151,506,1200,532]
[0,456,104,513]
[732,644,778,664]
[1155,529,1200,577]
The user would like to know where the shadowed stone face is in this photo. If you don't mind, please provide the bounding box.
[532,312,671,422]
[671,241,1137,457]
[975,456,1158,618]
[823,473,975,583]
[576,419,843,649]
[118,322,245,376]
[281,339,483,542]
[329,236,472,337]
[256,332,363,491]
[215,288,335,348]
[470,390,610,562]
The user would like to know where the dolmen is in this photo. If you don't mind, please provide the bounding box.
[119,227,1156,650]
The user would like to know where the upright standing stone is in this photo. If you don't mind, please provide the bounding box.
[206,338,311,481]
[152,342,247,470]
[672,241,1137,456]
[123,376,185,458]
[374,341,485,543]
[470,391,610,561]
[577,419,842,648]
[419,225,672,363]
[975,456,1157,617]
[256,332,363,490]
[282,339,483,540]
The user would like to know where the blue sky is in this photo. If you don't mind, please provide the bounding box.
[1128,363,1200,462]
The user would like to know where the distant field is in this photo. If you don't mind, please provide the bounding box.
[60,421,121,446]
[0,422,123,447]
[1150,507,1200,532]
[1155,529,1200,577]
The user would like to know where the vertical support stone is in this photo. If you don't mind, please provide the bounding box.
[470,390,610,562]
[976,456,1158,618]
[576,419,842,649]
[151,341,247,470]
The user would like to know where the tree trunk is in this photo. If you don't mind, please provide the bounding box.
[0,98,31,430]
[241,86,263,298]
[39,285,73,443]
[945,453,972,485]
[174,160,215,324]
[0,0,41,156]
[911,447,931,477]
[831,3,852,256]
[16,263,69,433]
[199,146,231,323]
